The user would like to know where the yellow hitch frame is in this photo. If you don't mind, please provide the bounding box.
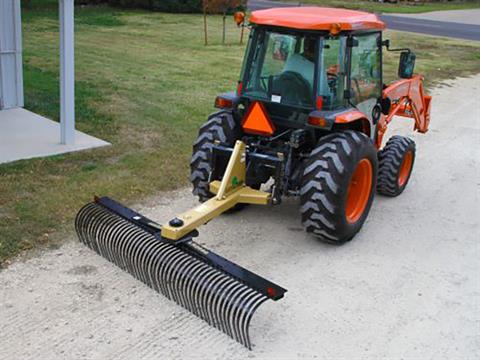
[161,140,270,241]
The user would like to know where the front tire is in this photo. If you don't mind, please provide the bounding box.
[377,136,416,197]
[300,131,378,244]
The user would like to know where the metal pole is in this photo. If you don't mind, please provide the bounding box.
[14,0,24,107]
[60,0,75,145]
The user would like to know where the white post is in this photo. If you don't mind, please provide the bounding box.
[59,0,75,145]
[14,0,24,108]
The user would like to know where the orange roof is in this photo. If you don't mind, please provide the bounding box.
[249,7,385,32]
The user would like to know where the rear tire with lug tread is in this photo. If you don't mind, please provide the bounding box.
[300,130,378,244]
[377,135,416,197]
[190,111,240,202]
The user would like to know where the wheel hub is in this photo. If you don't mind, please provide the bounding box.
[345,158,373,224]
[398,150,413,186]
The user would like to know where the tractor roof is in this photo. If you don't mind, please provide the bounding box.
[249,7,385,32]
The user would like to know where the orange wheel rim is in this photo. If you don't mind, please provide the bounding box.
[345,158,373,224]
[398,151,413,187]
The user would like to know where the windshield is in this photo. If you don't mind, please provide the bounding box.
[243,30,347,110]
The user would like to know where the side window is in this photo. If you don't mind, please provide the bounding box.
[317,37,347,109]
[350,33,381,104]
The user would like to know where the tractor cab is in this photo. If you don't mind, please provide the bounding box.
[217,8,390,135]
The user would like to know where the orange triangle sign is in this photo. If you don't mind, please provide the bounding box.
[242,102,275,136]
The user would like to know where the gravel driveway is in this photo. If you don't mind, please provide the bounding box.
[1,75,479,360]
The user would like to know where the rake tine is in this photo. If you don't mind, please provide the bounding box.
[168,253,194,309]
[218,281,245,341]
[232,288,259,347]
[244,295,269,350]
[201,271,225,328]
[228,286,254,346]
[209,276,235,334]
[199,268,225,326]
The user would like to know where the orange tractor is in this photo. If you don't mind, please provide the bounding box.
[76,7,431,348]
[191,7,431,242]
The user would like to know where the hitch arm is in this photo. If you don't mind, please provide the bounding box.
[161,140,271,241]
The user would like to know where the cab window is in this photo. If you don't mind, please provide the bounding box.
[243,31,316,108]
[317,36,348,110]
[349,33,382,104]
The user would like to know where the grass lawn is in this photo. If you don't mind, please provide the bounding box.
[291,0,480,13]
[1,4,480,265]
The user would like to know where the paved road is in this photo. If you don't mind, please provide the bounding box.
[389,8,480,26]
[380,14,480,41]
[248,0,480,41]
[248,0,297,11]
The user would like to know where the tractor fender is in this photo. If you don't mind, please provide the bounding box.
[334,109,371,137]
[208,108,233,121]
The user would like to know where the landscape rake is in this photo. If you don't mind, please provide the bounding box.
[75,141,287,349]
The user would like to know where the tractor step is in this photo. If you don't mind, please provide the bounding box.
[75,196,286,349]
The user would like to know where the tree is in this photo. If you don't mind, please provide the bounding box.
[203,0,245,45]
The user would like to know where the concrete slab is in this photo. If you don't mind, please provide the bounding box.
[390,9,480,26]
[0,108,109,164]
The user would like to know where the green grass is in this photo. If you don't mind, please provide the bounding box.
[1,4,480,265]
[291,0,480,13]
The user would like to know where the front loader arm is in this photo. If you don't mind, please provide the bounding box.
[376,75,432,148]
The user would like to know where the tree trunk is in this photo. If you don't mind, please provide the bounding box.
[204,9,208,45]
[240,25,244,45]
[222,13,226,44]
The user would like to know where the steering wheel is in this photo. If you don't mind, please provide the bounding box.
[275,71,313,105]
[260,76,269,91]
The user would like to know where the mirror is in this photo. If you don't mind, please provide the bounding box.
[398,51,416,79]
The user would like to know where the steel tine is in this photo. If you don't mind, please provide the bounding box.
[226,285,253,346]
[199,271,225,329]
[196,267,223,326]
[236,290,264,349]
[166,252,194,309]
[156,245,181,300]
[174,257,204,316]
[153,244,179,299]
[217,281,245,341]
[208,275,235,334]
[143,240,164,292]
[188,265,214,320]
[231,288,258,347]
[243,294,269,350]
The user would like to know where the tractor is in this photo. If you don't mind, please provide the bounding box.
[76,7,431,349]
[190,7,431,243]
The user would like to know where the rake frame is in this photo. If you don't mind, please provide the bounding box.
[93,196,287,301]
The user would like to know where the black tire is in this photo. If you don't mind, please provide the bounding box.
[190,111,240,202]
[377,136,416,197]
[300,130,378,244]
